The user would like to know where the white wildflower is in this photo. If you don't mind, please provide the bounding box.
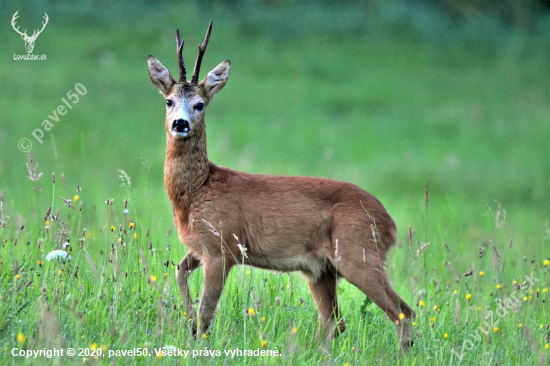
[45,250,70,261]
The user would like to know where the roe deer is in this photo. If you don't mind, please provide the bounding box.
[147,21,415,351]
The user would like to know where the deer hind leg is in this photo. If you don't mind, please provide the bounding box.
[304,269,345,340]
[175,252,202,335]
[197,257,233,335]
[338,254,415,352]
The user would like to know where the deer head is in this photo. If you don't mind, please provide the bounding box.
[147,21,230,142]
[11,11,49,54]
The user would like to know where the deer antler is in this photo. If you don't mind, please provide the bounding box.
[29,13,48,40]
[176,29,186,83]
[191,20,212,84]
[11,11,28,38]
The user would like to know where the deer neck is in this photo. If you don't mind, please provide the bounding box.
[164,130,209,211]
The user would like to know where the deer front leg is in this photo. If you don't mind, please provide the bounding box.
[175,252,202,335]
[197,257,232,335]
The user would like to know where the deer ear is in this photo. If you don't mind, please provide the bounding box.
[147,56,176,95]
[202,60,230,99]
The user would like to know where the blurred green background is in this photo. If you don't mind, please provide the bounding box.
[0,0,549,248]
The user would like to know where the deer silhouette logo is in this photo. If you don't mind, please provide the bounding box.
[11,11,48,54]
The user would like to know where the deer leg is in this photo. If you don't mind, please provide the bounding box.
[339,256,415,352]
[304,270,345,339]
[197,257,232,335]
[175,252,202,335]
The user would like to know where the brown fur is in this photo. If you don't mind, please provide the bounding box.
[147,27,415,351]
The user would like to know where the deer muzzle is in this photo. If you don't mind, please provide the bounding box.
[172,119,191,136]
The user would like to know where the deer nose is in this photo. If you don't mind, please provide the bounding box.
[172,119,190,134]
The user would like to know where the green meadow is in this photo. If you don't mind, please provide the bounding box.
[0,2,549,365]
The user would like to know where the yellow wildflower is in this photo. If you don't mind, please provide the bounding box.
[74,195,79,202]
[17,333,25,344]
[261,340,267,348]
[466,294,471,300]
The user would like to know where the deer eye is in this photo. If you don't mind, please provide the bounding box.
[166,99,173,107]
[194,102,204,112]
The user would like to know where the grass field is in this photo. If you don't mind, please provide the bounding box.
[0,2,549,365]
